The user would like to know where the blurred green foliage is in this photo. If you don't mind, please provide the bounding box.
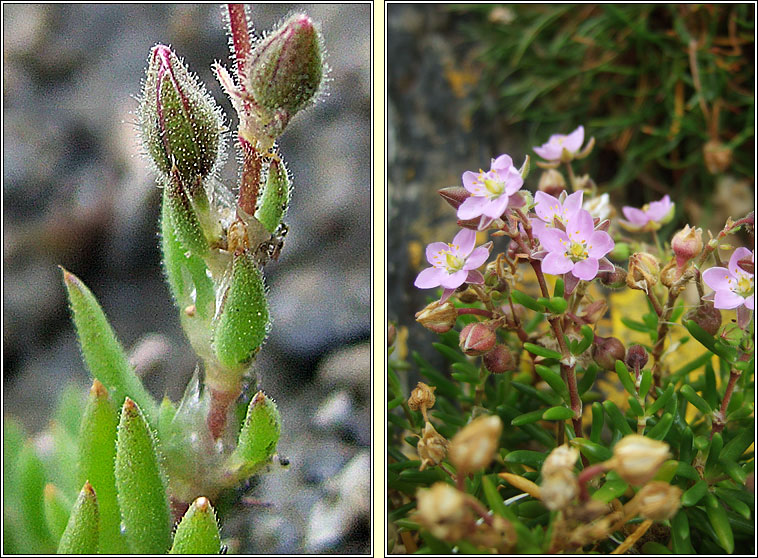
[455,4,754,201]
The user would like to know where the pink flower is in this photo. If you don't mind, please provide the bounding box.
[457,154,524,230]
[530,190,584,241]
[620,195,675,232]
[414,229,492,302]
[534,126,588,162]
[539,209,614,281]
[702,247,754,311]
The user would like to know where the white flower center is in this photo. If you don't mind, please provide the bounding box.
[483,178,505,197]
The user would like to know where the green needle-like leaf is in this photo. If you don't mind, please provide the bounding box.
[43,484,72,544]
[61,268,157,423]
[115,398,172,554]
[524,342,562,360]
[534,364,570,403]
[255,157,291,234]
[542,406,574,421]
[57,481,99,555]
[78,380,124,554]
[18,443,54,553]
[682,479,708,507]
[680,384,713,415]
[230,391,281,475]
[169,497,222,554]
[704,492,734,554]
[614,360,637,396]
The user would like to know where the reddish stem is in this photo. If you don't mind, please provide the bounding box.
[711,367,741,438]
[237,136,263,216]
[577,462,608,502]
[227,4,252,82]
[457,308,494,318]
[207,387,240,440]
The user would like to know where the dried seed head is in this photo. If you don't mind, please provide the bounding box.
[448,415,502,474]
[625,344,649,372]
[703,139,733,174]
[542,445,580,477]
[660,257,684,288]
[537,169,567,197]
[417,421,448,471]
[581,299,607,325]
[610,435,670,486]
[592,335,626,371]
[459,322,496,356]
[541,468,577,511]
[626,252,660,294]
[483,344,516,374]
[684,301,722,336]
[415,300,458,334]
[415,483,472,542]
[631,481,682,521]
[407,382,436,413]
[598,265,627,289]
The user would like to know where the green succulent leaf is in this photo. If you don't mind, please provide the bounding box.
[255,157,291,234]
[704,492,734,554]
[614,360,637,396]
[18,443,54,553]
[534,364,570,403]
[115,398,172,554]
[524,342,562,360]
[57,482,99,555]
[230,391,281,475]
[511,289,544,312]
[680,384,713,415]
[542,406,574,421]
[169,497,222,554]
[61,268,157,423]
[43,484,72,544]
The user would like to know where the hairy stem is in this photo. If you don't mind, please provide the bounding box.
[227,4,252,81]
[237,136,263,216]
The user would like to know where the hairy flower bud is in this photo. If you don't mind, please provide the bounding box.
[415,300,458,333]
[597,266,627,289]
[417,421,448,471]
[483,344,516,374]
[537,169,566,197]
[408,382,436,413]
[610,435,670,486]
[139,45,224,192]
[449,415,502,474]
[459,322,496,356]
[625,344,649,372]
[415,483,472,542]
[703,139,733,174]
[438,186,470,211]
[627,252,660,294]
[630,481,682,521]
[592,336,626,371]
[684,301,722,336]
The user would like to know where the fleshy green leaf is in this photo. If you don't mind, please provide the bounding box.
[54,383,86,438]
[57,481,99,554]
[169,497,222,554]
[524,342,562,360]
[43,484,72,544]
[534,364,570,403]
[78,380,124,554]
[646,383,674,415]
[602,400,633,435]
[229,391,281,476]
[511,408,545,426]
[61,268,157,423]
[646,412,673,440]
[570,437,612,462]
[542,406,574,421]
[511,290,544,312]
[115,398,172,554]
[18,443,54,553]
[680,384,713,415]
[255,157,291,234]
[682,479,708,507]
[614,360,637,396]
[704,492,734,554]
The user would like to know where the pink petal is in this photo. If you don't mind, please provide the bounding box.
[534,144,561,161]
[490,153,513,172]
[464,246,490,270]
[477,215,496,231]
[462,170,480,193]
[597,257,614,273]
[534,191,561,221]
[622,206,648,225]
[542,252,573,275]
[572,257,598,281]
[714,289,745,310]
[702,267,732,291]
[414,267,444,289]
[563,191,584,215]
[587,230,614,258]
[745,294,754,310]
[457,195,489,220]
[540,228,569,253]
[566,209,594,242]
[425,242,449,266]
[466,270,484,284]
[504,168,524,195]
[645,195,673,221]
[531,219,548,242]
[440,288,455,303]
[439,269,468,290]
[452,228,476,256]
[482,195,510,219]
[563,125,585,153]
[728,247,754,277]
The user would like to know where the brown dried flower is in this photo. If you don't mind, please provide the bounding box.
[448,415,502,474]
[417,421,448,471]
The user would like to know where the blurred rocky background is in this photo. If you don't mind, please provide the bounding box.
[3,3,370,554]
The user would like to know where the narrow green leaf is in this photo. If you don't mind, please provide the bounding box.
[603,400,633,435]
[78,379,123,554]
[54,383,86,438]
[542,406,574,421]
[524,342,563,360]
[652,459,678,483]
[681,479,708,506]
[680,384,713,415]
[43,484,72,544]
[431,342,468,364]
[61,268,157,423]
[57,482,99,555]
[647,383,674,415]
[590,402,604,444]
[115,398,172,554]
[534,364,570,403]
[639,369,652,399]
[504,450,546,469]
[678,426,694,464]
[230,391,281,476]
[538,296,568,314]
[553,278,564,298]
[592,478,628,502]
[706,432,724,471]
[719,426,754,462]
[213,250,270,370]
[642,541,672,554]
[571,325,594,355]
[719,459,746,485]
[49,421,79,501]
[570,437,613,462]
[255,157,291,234]
[169,497,222,554]
[511,408,545,426]
[511,381,562,406]
[577,363,599,395]
[684,320,736,362]
[704,492,734,554]
[673,461,699,480]
[671,510,696,554]
[18,443,54,553]
[704,362,718,410]
[647,413,673,440]
[628,396,644,417]
[614,360,637,396]
[511,289,544,312]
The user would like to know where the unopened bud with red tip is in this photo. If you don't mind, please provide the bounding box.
[592,335,626,370]
[483,344,516,374]
[672,225,703,269]
[537,169,566,197]
[415,300,457,334]
[684,301,722,336]
[625,344,648,372]
[139,45,224,192]
[459,322,496,356]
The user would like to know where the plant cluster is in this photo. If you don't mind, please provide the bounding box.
[4,4,325,554]
[388,126,754,554]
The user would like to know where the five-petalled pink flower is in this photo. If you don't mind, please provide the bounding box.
[530,190,584,241]
[415,229,492,302]
[702,247,754,311]
[457,154,524,231]
[539,208,614,280]
[533,125,589,163]
[620,195,675,232]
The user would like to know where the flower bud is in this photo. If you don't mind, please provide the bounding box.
[540,468,577,511]
[459,322,496,356]
[438,186,470,211]
[139,45,224,191]
[610,435,670,486]
[737,253,754,275]
[626,252,660,294]
[625,344,648,372]
[597,266,627,289]
[684,301,722,336]
[415,483,472,542]
[542,445,579,478]
[243,14,324,145]
[630,481,682,521]
[483,344,516,374]
[703,139,733,174]
[417,421,448,471]
[415,300,458,334]
[537,169,566,197]
[672,225,703,269]
[592,336,626,371]
[255,157,291,235]
[448,415,502,474]
[408,382,436,413]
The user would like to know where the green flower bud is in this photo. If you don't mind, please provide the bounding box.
[139,44,225,192]
[255,157,291,234]
[164,168,210,258]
